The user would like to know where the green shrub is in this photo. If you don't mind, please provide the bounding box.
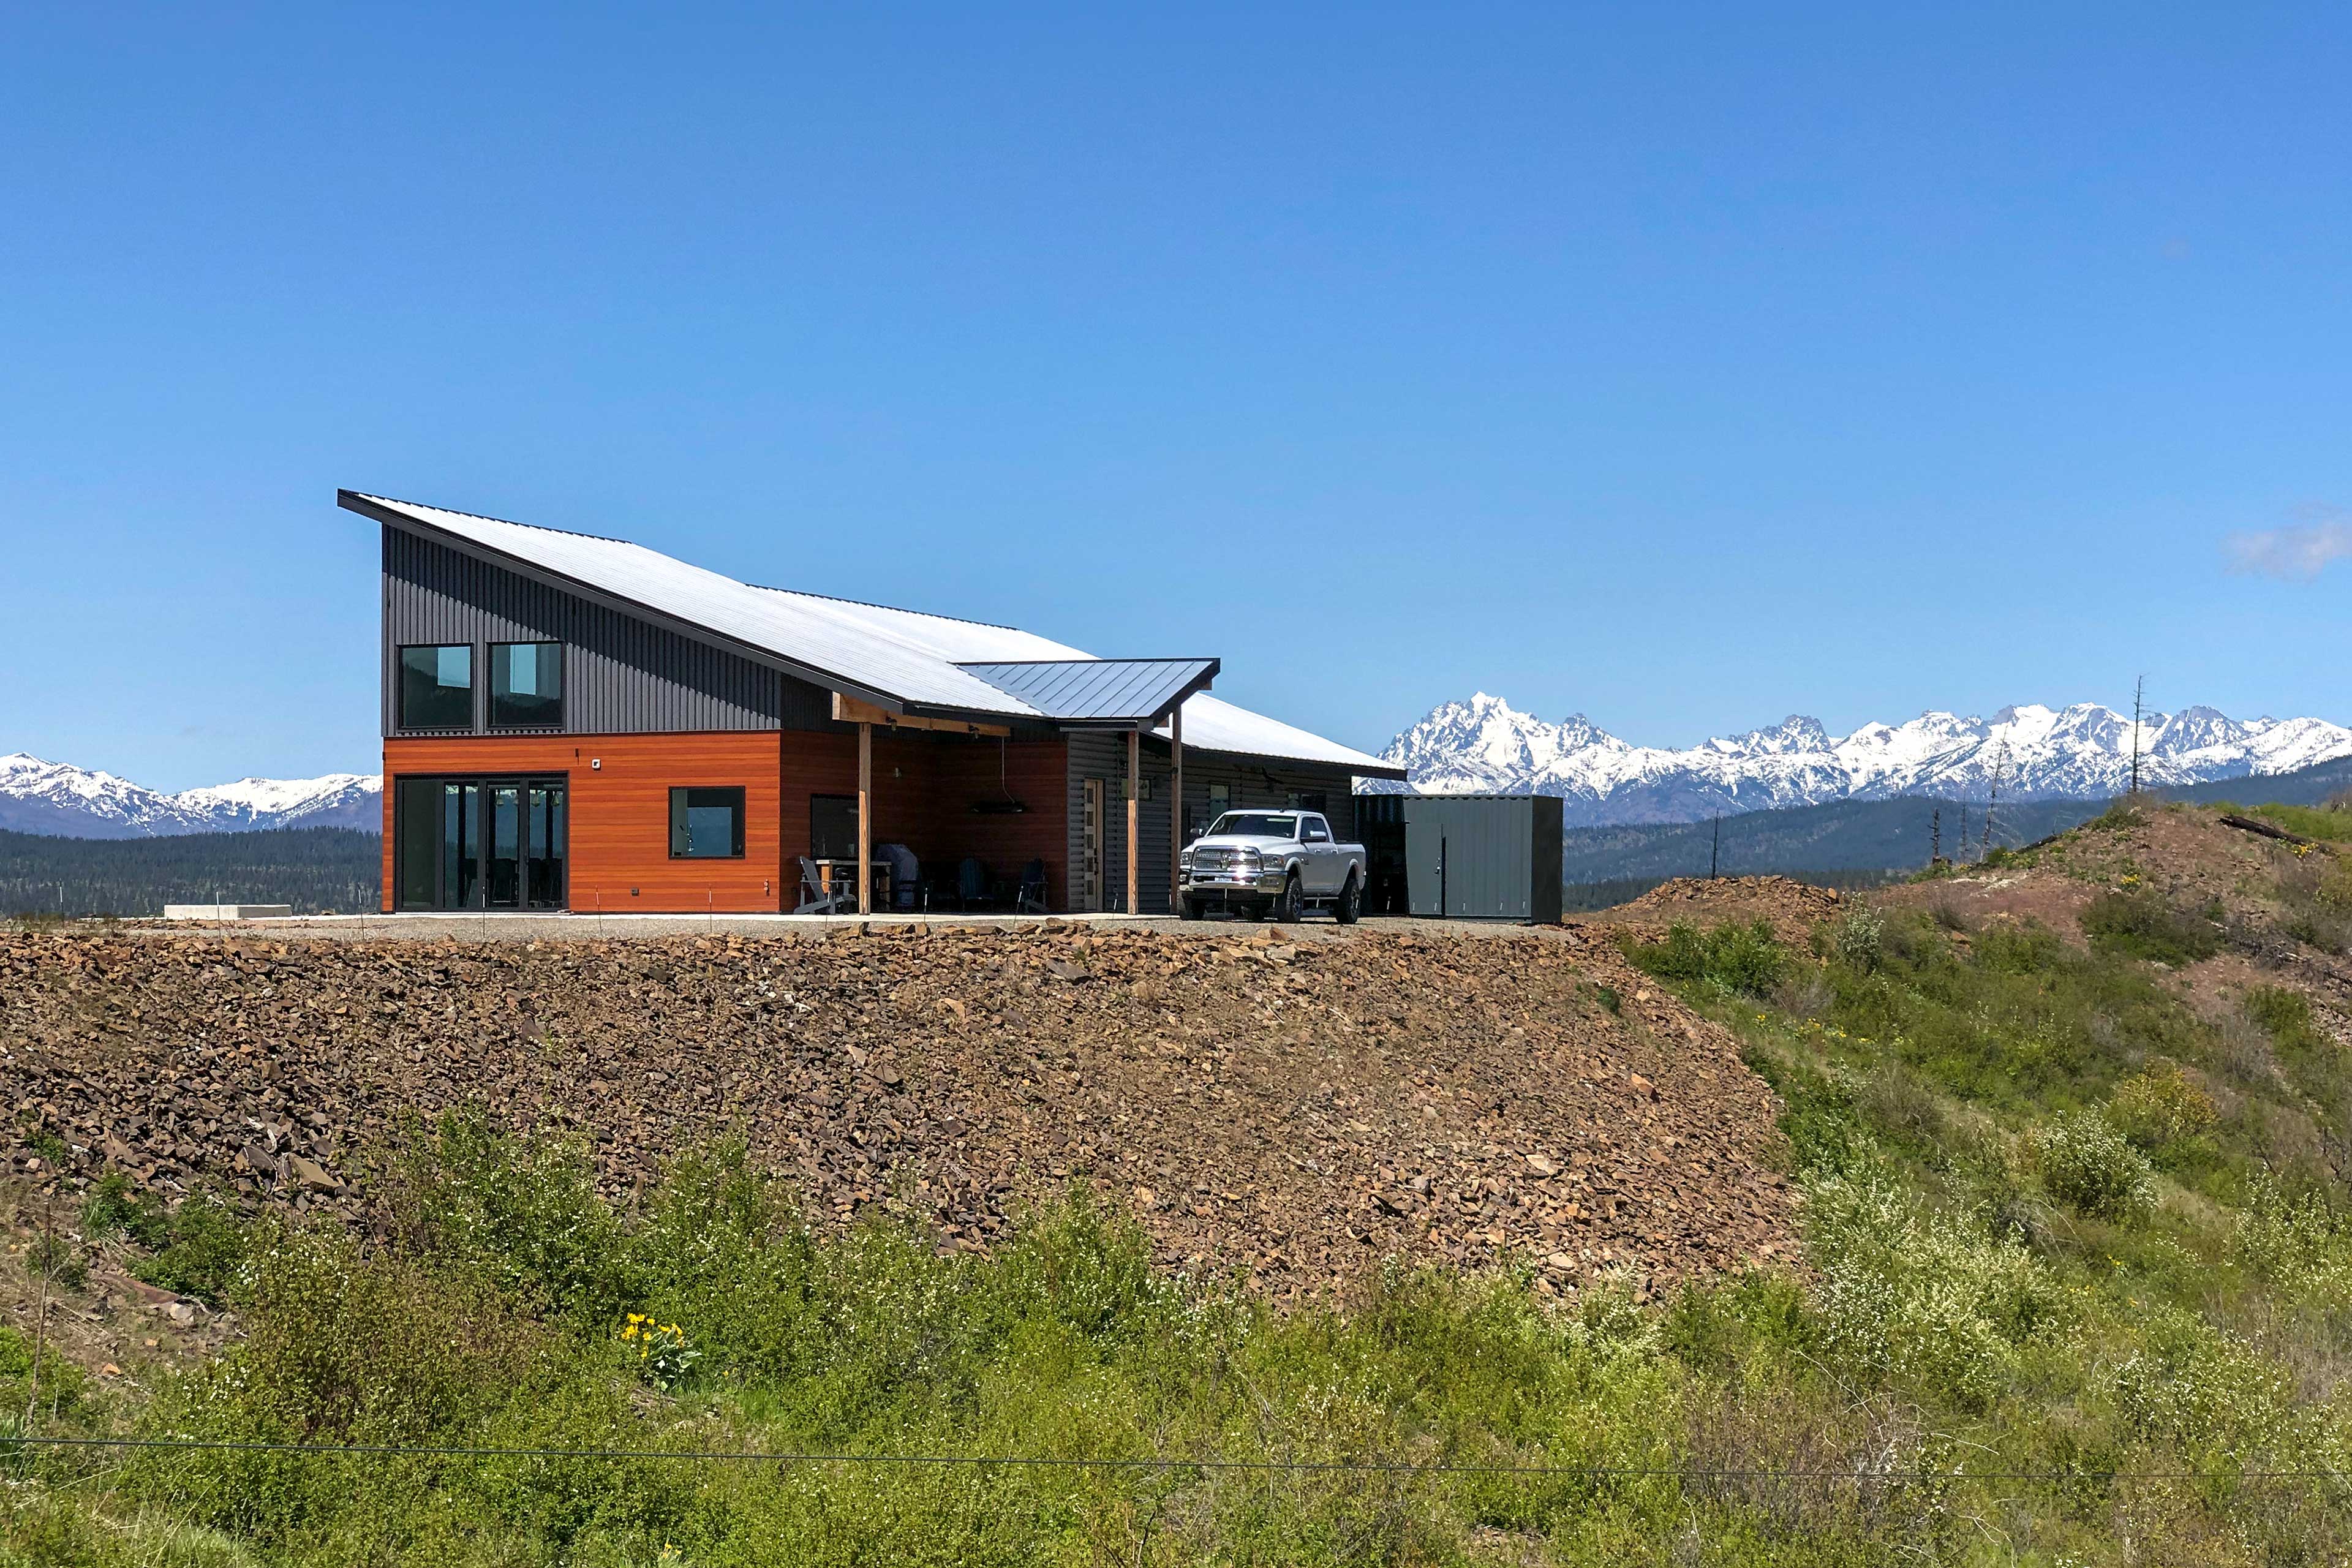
[391,1108,632,1323]
[2081,889,2222,966]
[2106,1059,2218,1150]
[1831,905,1885,973]
[132,1194,251,1308]
[2025,1109,2156,1219]
[2228,1170,2351,1300]
[2247,985,2323,1047]
[83,1170,173,1247]
[2106,1306,2296,1457]
[1804,1166,2073,1410]
[1624,919,1789,997]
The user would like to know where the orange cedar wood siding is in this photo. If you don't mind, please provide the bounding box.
[382,731,1072,913]
[381,733,785,914]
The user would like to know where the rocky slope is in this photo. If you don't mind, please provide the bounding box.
[0,923,1794,1298]
[1377,693,2352,825]
[0,754,380,839]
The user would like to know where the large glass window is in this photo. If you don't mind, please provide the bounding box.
[392,776,567,909]
[489,642,564,728]
[670,786,746,859]
[398,644,473,729]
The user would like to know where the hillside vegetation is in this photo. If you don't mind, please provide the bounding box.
[4,802,2352,1563]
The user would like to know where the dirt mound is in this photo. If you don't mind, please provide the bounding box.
[1580,875,1844,946]
[0,927,1794,1300]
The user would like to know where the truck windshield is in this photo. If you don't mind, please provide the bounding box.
[1208,813,1297,838]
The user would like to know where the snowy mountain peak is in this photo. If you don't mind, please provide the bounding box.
[1374,699,2352,827]
[1722,715,1832,756]
[0,754,383,839]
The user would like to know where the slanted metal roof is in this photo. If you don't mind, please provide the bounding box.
[345,492,1041,719]
[958,658,1218,725]
[344,489,1408,777]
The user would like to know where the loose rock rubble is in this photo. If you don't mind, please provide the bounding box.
[1,925,1795,1298]
[1580,875,1844,946]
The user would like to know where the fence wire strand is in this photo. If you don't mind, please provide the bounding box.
[6,1434,2345,1485]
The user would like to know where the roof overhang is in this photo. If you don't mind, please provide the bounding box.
[1161,738,1411,782]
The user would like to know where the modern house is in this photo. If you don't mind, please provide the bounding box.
[352,491,1406,915]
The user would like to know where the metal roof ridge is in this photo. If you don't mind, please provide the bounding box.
[343,490,635,546]
[951,656,1219,668]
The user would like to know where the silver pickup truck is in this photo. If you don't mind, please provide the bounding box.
[1178,809,1365,924]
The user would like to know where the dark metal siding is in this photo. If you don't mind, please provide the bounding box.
[1398,795,1564,921]
[1177,755,1360,845]
[1065,732,1174,913]
[382,527,835,737]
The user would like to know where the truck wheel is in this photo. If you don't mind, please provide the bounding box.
[1179,896,1204,921]
[1333,873,1360,925]
[1273,872,1302,924]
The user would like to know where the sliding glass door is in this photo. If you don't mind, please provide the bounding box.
[394,776,566,910]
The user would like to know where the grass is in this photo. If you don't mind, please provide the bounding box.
[9,882,2352,1563]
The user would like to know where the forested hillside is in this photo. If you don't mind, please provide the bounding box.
[0,827,380,916]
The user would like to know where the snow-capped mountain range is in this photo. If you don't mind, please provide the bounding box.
[12,693,2352,839]
[0,754,382,839]
[1374,696,2352,827]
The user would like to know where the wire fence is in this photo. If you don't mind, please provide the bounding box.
[6,1434,2345,1485]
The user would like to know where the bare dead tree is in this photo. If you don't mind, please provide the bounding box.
[1930,805,1943,867]
[1710,813,1722,880]
[2129,675,2147,796]
[1981,742,2007,856]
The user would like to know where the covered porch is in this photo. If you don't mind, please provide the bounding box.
[814,655,1218,916]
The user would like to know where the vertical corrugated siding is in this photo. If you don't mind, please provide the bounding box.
[1063,732,1178,913]
[381,527,834,736]
[1177,755,1359,844]
[1396,796,1563,921]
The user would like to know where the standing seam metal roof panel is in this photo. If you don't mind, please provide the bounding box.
[958,658,1218,722]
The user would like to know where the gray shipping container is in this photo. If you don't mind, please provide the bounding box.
[1400,795,1563,922]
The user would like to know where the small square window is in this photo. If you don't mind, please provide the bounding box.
[398,645,472,729]
[669,786,746,859]
[491,643,564,728]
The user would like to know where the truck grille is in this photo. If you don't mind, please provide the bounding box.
[1191,847,1246,874]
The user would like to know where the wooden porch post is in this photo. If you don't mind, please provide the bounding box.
[1168,704,1183,913]
[1125,726,1140,916]
[856,721,872,915]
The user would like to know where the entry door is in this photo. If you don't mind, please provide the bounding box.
[1081,777,1104,912]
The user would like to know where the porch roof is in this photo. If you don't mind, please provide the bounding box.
[957,658,1218,725]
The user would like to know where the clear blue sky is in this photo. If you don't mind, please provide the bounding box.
[4,4,2348,789]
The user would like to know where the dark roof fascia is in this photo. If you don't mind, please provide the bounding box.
[345,489,916,717]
